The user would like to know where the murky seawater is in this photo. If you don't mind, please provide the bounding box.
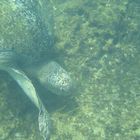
[0,0,140,140]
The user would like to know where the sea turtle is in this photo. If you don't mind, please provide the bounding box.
[0,0,73,140]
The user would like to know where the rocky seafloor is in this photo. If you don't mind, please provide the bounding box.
[0,0,140,140]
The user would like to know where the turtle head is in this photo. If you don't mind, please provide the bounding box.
[37,61,74,96]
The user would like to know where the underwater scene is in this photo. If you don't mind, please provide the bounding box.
[0,0,140,140]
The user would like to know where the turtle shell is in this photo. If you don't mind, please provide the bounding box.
[0,0,54,66]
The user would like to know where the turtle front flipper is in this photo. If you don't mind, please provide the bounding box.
[0,50,51,140]
[0,49,40,108]
[7,68,40,109]
[7,68,51,140]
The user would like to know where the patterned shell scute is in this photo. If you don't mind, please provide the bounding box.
[0,0,54,65]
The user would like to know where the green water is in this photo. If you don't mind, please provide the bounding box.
[0,0,140,140]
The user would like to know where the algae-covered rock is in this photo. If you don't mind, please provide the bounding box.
[49,0,140,139]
